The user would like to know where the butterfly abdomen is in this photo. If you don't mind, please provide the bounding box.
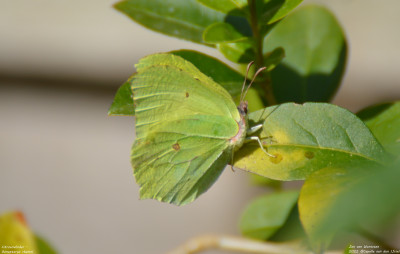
[230,101,249,151]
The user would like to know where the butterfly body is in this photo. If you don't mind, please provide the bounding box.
[230,101,249,151]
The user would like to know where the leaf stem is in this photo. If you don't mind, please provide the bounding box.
[166,234,342,254]
[247,0,277,106]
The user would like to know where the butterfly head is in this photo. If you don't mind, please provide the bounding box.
[237,101,248,116]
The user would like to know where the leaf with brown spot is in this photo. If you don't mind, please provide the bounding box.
[234,103,389,180]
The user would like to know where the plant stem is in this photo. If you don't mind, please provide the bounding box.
[166,234,342,254]
[247,0,277,106]
[248,0,263,68]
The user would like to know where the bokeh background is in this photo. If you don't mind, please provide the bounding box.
[1,0,400,253]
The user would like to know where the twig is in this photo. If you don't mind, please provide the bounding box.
[166,234,342,254]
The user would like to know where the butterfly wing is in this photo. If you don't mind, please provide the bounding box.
[131,54,240,205]
[133,53,240,140]
[132,116,236,205]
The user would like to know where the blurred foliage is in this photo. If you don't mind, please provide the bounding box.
[0,211,57,254]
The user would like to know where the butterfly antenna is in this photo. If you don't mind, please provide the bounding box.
[240,61,254,103]
[242,66,267,102]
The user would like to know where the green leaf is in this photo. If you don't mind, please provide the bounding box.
[234,103,388,180]
[268,204,305,241]
[114,0,225,44]
[298,162,400,251]
[239,191,299,240]
[217,40,256,63]
[264,5,347,103]
[263,47,285,71]
[358,101,400,156]
[197,0,302,23]
[203,22,247,43]
[258,0,303,25]
[35,235,58,254]
[171,50,244,96]
[108,80,135,116]
[197,0,247,15]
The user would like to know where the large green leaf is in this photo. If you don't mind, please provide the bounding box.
[108,79,135,116]
[171,50,244,96]
[358,101,400,157]
[264,5,347,103]
[239,190,299,240]
[114,0,225,44]
[234,103,388,180]
[298,162,400,252]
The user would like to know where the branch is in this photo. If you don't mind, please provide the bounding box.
[166,234,342,254]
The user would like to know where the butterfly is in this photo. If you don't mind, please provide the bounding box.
[130,53,272,205]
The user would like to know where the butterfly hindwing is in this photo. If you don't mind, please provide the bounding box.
[132,118,233,205]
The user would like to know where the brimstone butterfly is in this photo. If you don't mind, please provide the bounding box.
[131,53,270,205]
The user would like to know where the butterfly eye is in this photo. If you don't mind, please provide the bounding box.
[237,101,248,115]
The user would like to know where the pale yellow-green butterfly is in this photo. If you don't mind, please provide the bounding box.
[131,53,272,205]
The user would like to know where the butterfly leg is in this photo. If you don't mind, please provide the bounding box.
[246,136,276,158]
[247,124,263,135]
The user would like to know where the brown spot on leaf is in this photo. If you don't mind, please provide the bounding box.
[185,92,189,98]
[269,153,283,164]
[304,151,314,159]
[172,143,180,151]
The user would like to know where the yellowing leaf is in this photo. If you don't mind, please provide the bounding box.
[0,211,38,253]
[234,103,388,180]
